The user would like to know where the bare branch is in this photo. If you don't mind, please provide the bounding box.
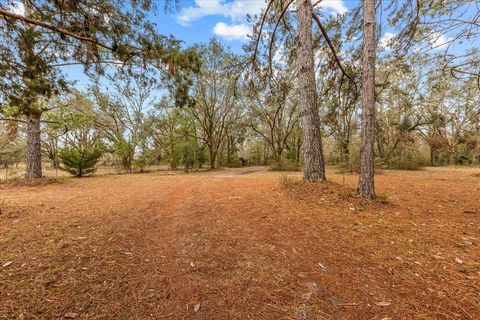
[312,12,357,88]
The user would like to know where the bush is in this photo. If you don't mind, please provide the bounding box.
[59,147,103,177]
[113,139,134,172]
[380,155,426,171]
[269,159,300,172]
[455,154,471,165]
[196,144,207,168]
[336,152,426,172]
[134,150,155,172]
[175,141,196,172]
[335,150,361,174]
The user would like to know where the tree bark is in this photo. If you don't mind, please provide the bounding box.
[26,113,42,179]
[209,149,217,170]
[297,0,326,182]
[447,150,454,165]
[358,0,376,198]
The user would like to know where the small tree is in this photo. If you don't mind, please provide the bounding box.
[175,141,196,173]
[58,99,103,177]
[59,146,103,177]
[196,144,207,169]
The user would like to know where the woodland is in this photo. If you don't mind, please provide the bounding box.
[0,1,479,319]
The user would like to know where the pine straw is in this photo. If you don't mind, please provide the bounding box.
[0,168,479,319]
[0,177,63,189]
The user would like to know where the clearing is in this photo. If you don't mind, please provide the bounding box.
[0,167,479,319]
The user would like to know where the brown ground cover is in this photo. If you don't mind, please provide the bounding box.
[0,167,479,319]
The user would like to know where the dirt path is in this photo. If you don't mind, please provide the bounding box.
[0,167,479,319]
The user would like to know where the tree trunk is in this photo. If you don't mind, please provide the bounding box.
[297,0,326,182]
[358,0,376,198]
[227,138,233,167]
[295,135,301,166]
[26,114,42,179]
[430,146,435,166]
[209,149,217,170]
[340,140,350,164]
[447,150,454,165]
[274,152,283,170]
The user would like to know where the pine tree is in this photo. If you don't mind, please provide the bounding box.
[0,0,199,178]
[59,147,103,177]
[358,0,377,198]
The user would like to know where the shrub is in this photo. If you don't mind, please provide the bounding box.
[381,155,426,171]
[59,146,103,177]
[279,174,303,189]
[134,150,154,172]
[335,150,361,174]
[269,160,301,172]
[455,154,471,165]
[175,141,196,172]
[196,144,207,168]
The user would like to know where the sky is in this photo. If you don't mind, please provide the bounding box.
[6,0,465,89]
[78,0,352,88]
[162,0,348,50]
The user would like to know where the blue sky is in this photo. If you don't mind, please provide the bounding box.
[8,0,466,89]
[66,0,354,88]
[158,0,349,50]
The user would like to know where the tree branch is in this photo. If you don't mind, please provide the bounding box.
[312,12,356,88]
[0,8,114,51]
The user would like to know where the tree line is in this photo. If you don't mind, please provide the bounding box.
[1,0,479,199]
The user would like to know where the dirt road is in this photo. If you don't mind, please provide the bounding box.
[1,167,479,319]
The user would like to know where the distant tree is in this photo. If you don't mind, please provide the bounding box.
[420,71,480,165]
[175,140,196,173]
[92,68,158,172]
[148,107,183,169]
[322,70,359,166]
[0,0,199,178]
[249,0,355,181]
[0,121,25,168]
[188,39,241,170]
[246,68,300,169]
[54,93,103,177]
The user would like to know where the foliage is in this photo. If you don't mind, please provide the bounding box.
[174,141,197,173]
[269,160,301,172]
[59,146,103,177]
[379,155,427,171]
[0,0,479,181]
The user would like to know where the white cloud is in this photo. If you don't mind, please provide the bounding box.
[8,1,25,16]
[177,0,264,26]
[379,32,396,50]
[315,0,348,15]
[213,22,250,40]
[272,43,287,66]
[429,31,452,49]
[177,0,348,41]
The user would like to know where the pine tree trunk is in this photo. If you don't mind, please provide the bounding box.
[26,114,42,179]
[358,0,376,198]
[297,0,326,182]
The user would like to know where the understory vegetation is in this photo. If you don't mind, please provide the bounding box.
[0,0,478,192]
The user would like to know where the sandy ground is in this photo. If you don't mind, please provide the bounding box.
[0,167,479,320]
